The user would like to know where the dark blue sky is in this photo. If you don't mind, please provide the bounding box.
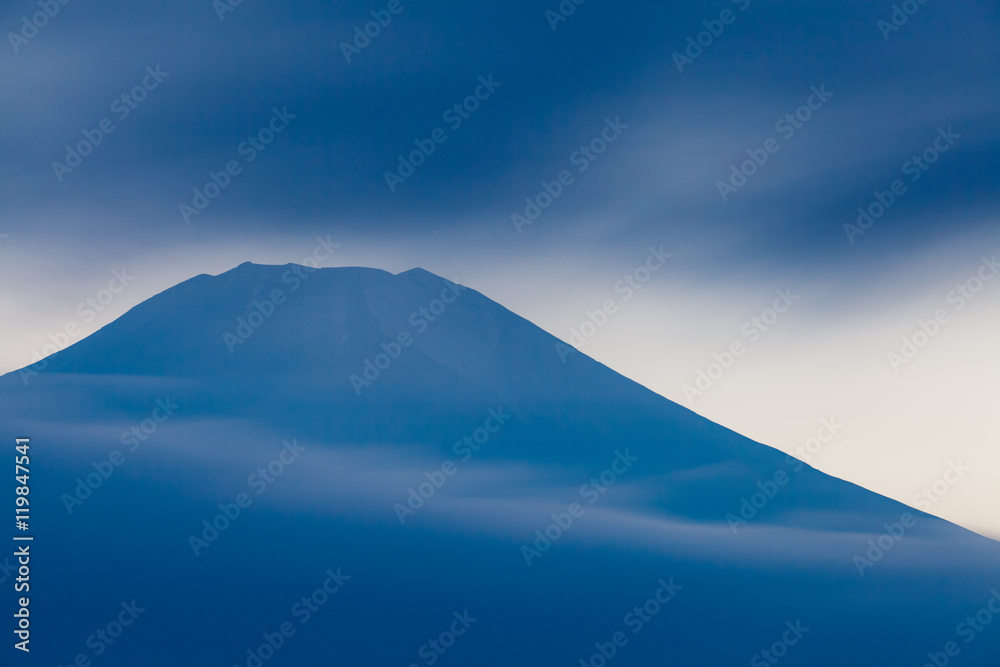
[2,0,997,268]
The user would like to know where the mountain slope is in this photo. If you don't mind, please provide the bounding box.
[2,263,997,666]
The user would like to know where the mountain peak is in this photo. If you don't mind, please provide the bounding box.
[4,262,708,463]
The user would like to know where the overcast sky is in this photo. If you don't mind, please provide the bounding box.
[1,0,998,537]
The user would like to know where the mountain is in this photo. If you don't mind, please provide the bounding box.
[2,263,998,666]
